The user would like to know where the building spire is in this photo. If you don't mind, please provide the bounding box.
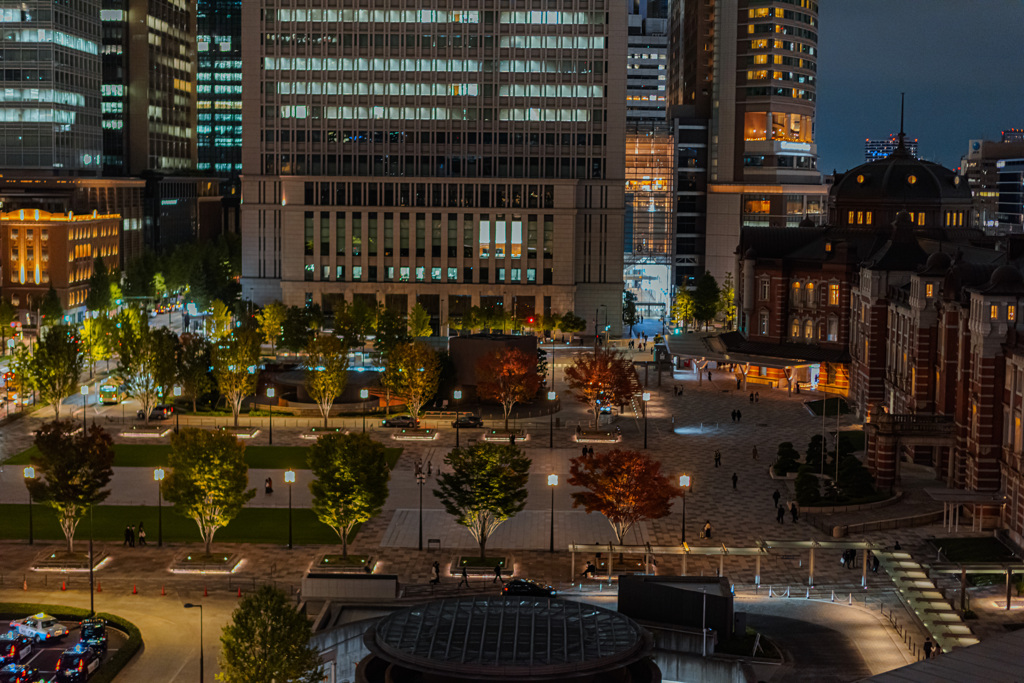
[898,92,906,150]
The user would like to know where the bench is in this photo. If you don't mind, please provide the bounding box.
[427,538,441,550]
[745,376,778,388]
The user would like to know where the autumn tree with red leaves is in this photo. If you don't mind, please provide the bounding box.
[475,347,542,430]
[564,350,635,428]
[568,448,680,544]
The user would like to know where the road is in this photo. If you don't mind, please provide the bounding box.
[4,618,128,679]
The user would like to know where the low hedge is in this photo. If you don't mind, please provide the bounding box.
[0,602,142,683]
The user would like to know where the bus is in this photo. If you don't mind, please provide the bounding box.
[99,380,125,405]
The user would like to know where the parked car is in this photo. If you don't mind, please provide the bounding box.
[381,416,419,428]
[0,663,44,683]
[137,405,174,421]
[501,578,556,598]
[451,414,484,428]
[55,643,100,682]
[9,614,68,643]
[77,619,106,656]
[0,632,33,664]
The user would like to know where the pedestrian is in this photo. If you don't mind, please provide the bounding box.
[752,445,758,460]
[731,472,738,490]
[923,638,934,659]
[790,502,799,523]
[588,446,595,457]
[707,370,712,381]
[509,433,516,446]
[736,377,741,390]
[730,410,736,422]
[458,565,470,588]
[582,444,588,456]
[430,561,440,585]
[714,450,721,467]
[427,461,433,476]
[772,489,781,507]
[736,410,742,422]
[702,520,712,540]
[129,524,136,548]
[123,525,132,547]
[138,522,147,546]
[493,563,504,584]
[893,540,902,550]
[265,477,273,495]
[749,392,754,403]
[776,505,786,524]
[871,553,880,573]
[755,392,760,403]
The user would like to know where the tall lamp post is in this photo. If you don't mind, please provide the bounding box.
[642,392,650,449]
[24,467,34,545]
[183,603,204,683]
[453,389,462,447]
[285,469,295,549]
[416,471,426,551]
[679,474,691,544]
[173,386,181,433]
[548,390,556,449]
[548,474,558,553]
[360,388,369,433]
[154,468,164,547]
[80,384,88,433]
[267,388,275,445]
[88,505,95,615]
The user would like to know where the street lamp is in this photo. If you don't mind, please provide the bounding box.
[360,388,369,433]
[285,469,295,549]
[548,474,558,553]
[267,388,276,445]
[24,467,34,545]
[548,391,556,449]
[183,603,204,683]
[453,389,463,447]
[679,474,691,544]
[416,471,427,551]
[642,392,651,449]
[173,386,181,433]
[154,468,165,547]
[80,384,88,434]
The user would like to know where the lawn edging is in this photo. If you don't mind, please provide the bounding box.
[0,602,142,683]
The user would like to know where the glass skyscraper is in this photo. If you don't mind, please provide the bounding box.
[197,0,243,177]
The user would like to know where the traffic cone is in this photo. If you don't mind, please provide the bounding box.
[132,585,137,595]
[161,585,165,596]
[22,580,27,591]
[97,582,102,593]
[203,586,208,597]
[61,580,66,591]
[237,587,242,598]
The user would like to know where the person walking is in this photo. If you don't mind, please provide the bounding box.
[123,525,132,547]
[128,524,136,548]
[776,505,786,524]
[458,565,470,588]
[138,522,147,546]
[581,444,588,456]
[702,520,712,540]
[588,446,595,457]
[790,502,799,523]
[736,377,742,390]
[755,392,760,402]
[430,561,440,585]
[749,392,755,403]
[871,553,880,573]
[265,477,273,495]
[427,461,433,476]
[731,472,738,490]
[492,563,504,584]
[714,450,721,468]
[923,638,934,659]
[752,445,758,460]
[736,410,742,422]
[772,489,781,508]
[730,410,736,423]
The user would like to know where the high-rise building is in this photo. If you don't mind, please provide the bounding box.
[1003,128,1024,143]
[197,0,243,178]
[624,123,674,315]
[100,0,197,176]
[240,2,628,336]
[669,0,826,283]
[627,2,669,122]
[865,134,918,162]
[0,1,103,174]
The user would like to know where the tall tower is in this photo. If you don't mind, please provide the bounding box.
[0,1,103,174]
[240,2,628,335]
[627,1,669,122]
[196,0,243,179]
[671,0,825,283]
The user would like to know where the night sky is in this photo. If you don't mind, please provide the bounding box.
[816,0,1024,174]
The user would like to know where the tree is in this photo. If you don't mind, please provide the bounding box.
[117,315,161,424]
[564,350,635,428]
[256,300,287,354]
[304,334,349,427]
[218,585,322,683]
[280,305,320,353]
[773,441,801,476]
[387,342,440,420]
[109,282,123,309]
[718,272,736,331]
[9,345,34,409]
[408,302,433,337]
[162,428,255,554]
[373,307,411,358]
[475,347,541,430]
[212,330,261,427]
[86,258,113,312]
[794,465,820,506]
[207,299,233,341]
[434,443,531,559]
[568,448,679,544]
[559,311,587,341]
[671,288,695,330]
[80,318,112,379]
[26,421,114,553]
[150,327,180,399]
[307,433,391,557]
[693,271,720,330]
[30,324,83,420]
[177,334,213,412]
[0,297,16,354]
[39,286,64,325]
[622,291,640,337]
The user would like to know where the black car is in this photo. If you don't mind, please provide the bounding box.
[381,416,419,428]
[451,415,484,428]
[0,632,33,664]
[501,578,556,598]
[56,643,100,682]
[0,664,43,683]
[78,619,106,656]
[137,404,174,420]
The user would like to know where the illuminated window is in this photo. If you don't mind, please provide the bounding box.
[759,311,769,335]
[829,284,839,306]
[805,282,815,305]
[925,283,934,298]
[791,281,802,305]
[1010,305,1017,322]
[847,211,854,224]
[866,211,872,224]
[991,304,1000,320]
[804,320,813,339]
[828,316,838,342]
[790,318,800,338]
[918,213,925,226]
[760,278,770,300]
[857,211,863,224]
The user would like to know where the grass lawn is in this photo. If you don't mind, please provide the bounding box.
[5,444,402,471]
[806,397,850,417]
[0,504,343,546]
[934,537,1018,563]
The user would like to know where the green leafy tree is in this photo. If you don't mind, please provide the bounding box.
[207,299,233,341]
[307,433,391,557]
[280,305,320,353]
[434,443,531,559]
[80,317,113,379]
[218,585,322,683]
[718,272,737,330]
[26,421,114,553]
[773,441,801,476]
[693,271,720,330]
[475,347,542,430]
[372,307,411,358]
[559,311,587,341]
[333,298,375,351]
[387,341,440,420]
[30,323,83,420]
[671,288,696,330]
[85,258,113,312]
[408,302,433,337]
[0,297,17,354]
[622,291,640,336]
[212,330,261,427]
[39,286,64,325]
[564,350,635,428]
[568,448,680,544]
[177,333,213,412]
[305,334,349,427]
[256,300,287,354]
[838,454,877,499]
[109,282,123,308]
[162,428,255,554]
[9,345,34,408]
[151,327,180,399]
[123,251,159,301]
[794,465,820,506]
[540,313,562,337]
[117,314,161,424]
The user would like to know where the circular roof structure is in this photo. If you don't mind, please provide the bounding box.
[832,141,970,205]
[365,597,653,680]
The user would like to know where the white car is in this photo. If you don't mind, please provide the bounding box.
[9,613,69,642]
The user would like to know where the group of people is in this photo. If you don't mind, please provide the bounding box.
[748,392,760,403]
[772,490,799,524]
[122,523,146,547]
[730,409,744,422]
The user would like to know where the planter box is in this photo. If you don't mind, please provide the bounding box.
[301,427,349,440]
[452,555,509,576]
[119,425,172,438]
[574,431,621,444]
[768,467,798,480]
[218,426,260,439]
[169,552,243,574]
[312,553,375,574]
[31,549,110,573]
[482,430,530,443]
[390,428,439,441]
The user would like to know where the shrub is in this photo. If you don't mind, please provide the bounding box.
[794,466,820,506]
[773,441,800,476]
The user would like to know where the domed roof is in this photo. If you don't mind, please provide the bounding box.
[990,265,1023,288]
[920,251,953,274]
[832,137,970,204]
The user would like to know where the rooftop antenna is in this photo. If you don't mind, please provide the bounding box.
[897,92,907,152]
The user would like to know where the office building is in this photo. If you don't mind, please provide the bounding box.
[197,0,243,178]
[626,2,669,122]
[624,123,674,315]
[865,134,918,162]
[669,0,826,283]
[1003,128,1024,143]
[0,1,103,174]
[960,138,1024,235]
[240,2,628,336]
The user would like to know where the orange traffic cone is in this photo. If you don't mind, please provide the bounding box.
[97,582,102,593]
[132,585,138,594]
[203,586,208,597]
[22,580,27,591]
[61,580,66,591]
[161,585,166,596]
[237,587,242,598]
